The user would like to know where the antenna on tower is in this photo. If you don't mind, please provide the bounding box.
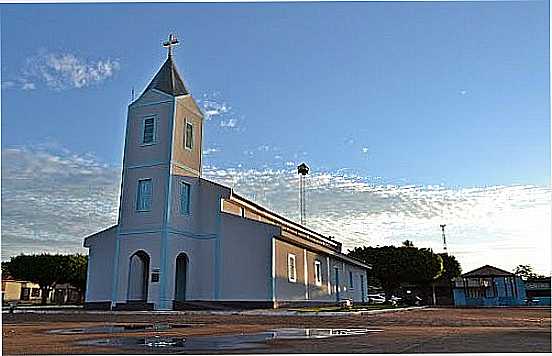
[440,224,448,253]
[297,163,310,225]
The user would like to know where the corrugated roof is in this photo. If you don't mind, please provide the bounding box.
[145,55,189,97]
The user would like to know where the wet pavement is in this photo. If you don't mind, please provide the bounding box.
[48,323,198,335]
[77,328,383,352]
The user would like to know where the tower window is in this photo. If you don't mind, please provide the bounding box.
[288,254,297,283]
[314,260,322,286]
[142,117,156,144]
[185,121,193,150]
[180,182,191,215]
[136,179,153,211]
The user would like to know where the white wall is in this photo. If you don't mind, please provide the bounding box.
[84,227,116,302]
[218,213,280,301]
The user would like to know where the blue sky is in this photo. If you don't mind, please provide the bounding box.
[1,2,550,274]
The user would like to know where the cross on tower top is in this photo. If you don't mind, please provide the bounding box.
[163,34,179,58]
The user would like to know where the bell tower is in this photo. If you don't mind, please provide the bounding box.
[117,34,204,231]
[111,34,205,310]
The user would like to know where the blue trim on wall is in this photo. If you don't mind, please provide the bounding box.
[159,98,176,310]
[125,161,169,170]
[118,228,217,240]
[213,195,222,300]
[110,105,132,306]
[131,99,173,108]
[268,236,274,301]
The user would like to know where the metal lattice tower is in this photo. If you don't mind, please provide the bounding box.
[297,163,310,225]
[440,224,448,253]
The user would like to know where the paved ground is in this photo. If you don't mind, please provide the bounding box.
[2,307,551,354]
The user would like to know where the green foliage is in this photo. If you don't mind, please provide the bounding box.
[59,254,88,293]
[348,245,446,298]
[402,240,414,247]
[437,253,462,281]
[513,264,543,280]
[5,253,88,304]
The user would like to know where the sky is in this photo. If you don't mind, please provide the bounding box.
[1,1,550,275]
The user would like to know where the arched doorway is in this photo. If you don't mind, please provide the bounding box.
[174,253,188,302]
[127,251,149,301]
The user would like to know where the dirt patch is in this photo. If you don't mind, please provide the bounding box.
[2,307,551,354]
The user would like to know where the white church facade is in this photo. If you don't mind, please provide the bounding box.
[83,36,370,310]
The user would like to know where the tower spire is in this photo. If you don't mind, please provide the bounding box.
[143,33,188,97]
[163,33,179,58]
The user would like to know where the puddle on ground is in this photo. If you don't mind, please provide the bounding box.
[49,323,196,335]
[77,328,383,351]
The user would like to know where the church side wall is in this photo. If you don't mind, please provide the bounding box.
[84,229,116,303]
[306,250,333,301]
[274,240,369,304]
[330,260,368,303]
[274,239,309,301]
[219,213,279,301]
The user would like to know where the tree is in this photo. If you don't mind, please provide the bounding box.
[348,245,444,299]
[514,264,539,280]
[402,240,414,247]
[437,253,462,282]
[6,254,66,304]
[5,253,88,304]
[60,254,88,299]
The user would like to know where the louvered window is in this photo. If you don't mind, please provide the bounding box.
[180,182,191,215]
[143,118,155,144]
[185,121,193,149]
[136,179,153,211]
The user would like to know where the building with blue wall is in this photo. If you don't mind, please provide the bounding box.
[453,265,526,306]
[525,277,551,306]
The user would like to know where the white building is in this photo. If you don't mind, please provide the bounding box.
[84,36,370,310]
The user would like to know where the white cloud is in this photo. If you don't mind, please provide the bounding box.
[203,147,220,155]
[202,167,551,275]
[20,51,120,90]
[2,146,550,275]
[361,147,369,154]
[200,95,231,121]
[199,93,240,129]
[220,118,237,128]
[1,81,15,89]
[1,147,120,259]
[285,161,295,167]
[21,82,36,91]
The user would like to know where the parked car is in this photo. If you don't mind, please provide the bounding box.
[367,294,386,304]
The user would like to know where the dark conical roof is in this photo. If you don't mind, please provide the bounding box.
[145,55,189,96]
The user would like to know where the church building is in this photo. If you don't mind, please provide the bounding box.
[83,35,370,310]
